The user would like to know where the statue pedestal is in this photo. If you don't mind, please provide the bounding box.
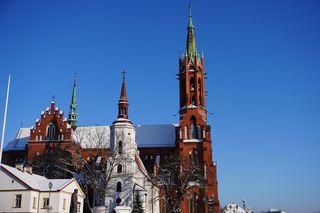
[93,206,108,213]
[114,206,132,213]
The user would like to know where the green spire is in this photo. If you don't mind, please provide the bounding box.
[68,73,77,128]
[186,3,197,57]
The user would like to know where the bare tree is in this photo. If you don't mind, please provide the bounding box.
[149,149,206,213]
[31,144,72,179]
[57,126,127,213]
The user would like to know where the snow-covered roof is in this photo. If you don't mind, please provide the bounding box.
[222,203,254,213]
[4,124,177,151]
[0,164,74,191]
[73,126,110,149]
[74,124,177,148]
[3,128,30,151]
[135,124,177,148]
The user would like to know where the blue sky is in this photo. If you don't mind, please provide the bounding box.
[1,0,320,212]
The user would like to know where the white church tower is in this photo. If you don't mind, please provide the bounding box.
[105,73,159,213]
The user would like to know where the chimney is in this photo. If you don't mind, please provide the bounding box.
[25,166,33,174]
[15,163,24,171]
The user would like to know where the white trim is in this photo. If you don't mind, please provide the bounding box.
[183,139,203,143]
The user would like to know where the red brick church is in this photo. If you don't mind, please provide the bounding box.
[2,5,220,213]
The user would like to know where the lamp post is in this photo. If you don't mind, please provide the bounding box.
[48,181,53,212]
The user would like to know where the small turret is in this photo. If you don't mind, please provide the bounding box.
[68,74,78,129]
[117,70,129,120]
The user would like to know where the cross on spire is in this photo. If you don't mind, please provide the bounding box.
[188,1,192,17]
[51,95,55,103]
[186,2,197,56]
[116,70,130,122]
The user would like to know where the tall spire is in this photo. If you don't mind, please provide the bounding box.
[117,70,129,120]
[68,73,78,128]
[186,3,197,57]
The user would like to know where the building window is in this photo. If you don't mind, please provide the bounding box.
[43,198,49,208]
[63,198,66,210]
[14,194,22,208]
[46,122,56,140]
[191,94,195,105]
[194,194,199,213]
[190,116,197,139]
[190,77,195,90]
[117,164,123,173]
[33,197,37,209]
[184,126,188,139]
[118,141,122,154]
[116,182,122,192]
[197,126,202,139]
[189,196,193,213]
[179,128,182,139]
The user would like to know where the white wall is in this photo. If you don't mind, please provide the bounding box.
[0,190,39,213]
[0,170,26,190]
[0,170,84,213]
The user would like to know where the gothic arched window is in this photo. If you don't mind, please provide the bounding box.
[190,77,195,91]
[191,95,195,105]
[197,126,202,139]
[46,122,56,140]
[194,194,199,213]
[116,182,122,192]
[190,117,197,139]
[189,196,193,213]
[118,141,122,154]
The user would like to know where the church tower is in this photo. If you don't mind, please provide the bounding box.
[177,5,220,213]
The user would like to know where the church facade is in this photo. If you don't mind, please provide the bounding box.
[2,6,220,213]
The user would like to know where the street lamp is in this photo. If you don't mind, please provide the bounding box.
[48,181,53,212]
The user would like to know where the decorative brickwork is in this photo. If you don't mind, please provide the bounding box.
[28,101,73,164]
